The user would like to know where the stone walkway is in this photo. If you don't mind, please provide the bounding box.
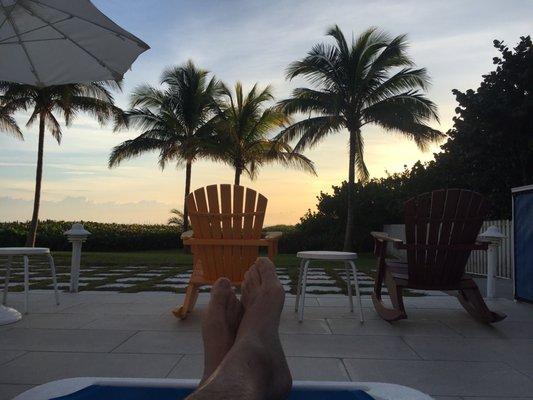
[1,290,532,400]
[1,260,383,296]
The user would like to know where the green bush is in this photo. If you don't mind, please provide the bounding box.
[0,220,182,251]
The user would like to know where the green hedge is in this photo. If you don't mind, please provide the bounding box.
[0,220,182,252]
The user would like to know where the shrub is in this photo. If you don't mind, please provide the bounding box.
[0,220,182,252]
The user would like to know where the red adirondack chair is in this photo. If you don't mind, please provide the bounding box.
[371,189,506,323]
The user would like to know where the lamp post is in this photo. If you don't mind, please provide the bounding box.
[64,223,91,293]
[477,226,506,299]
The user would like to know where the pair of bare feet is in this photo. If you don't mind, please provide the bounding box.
[186,257,292,400]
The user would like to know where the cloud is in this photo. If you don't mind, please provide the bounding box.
[0,196,175,224]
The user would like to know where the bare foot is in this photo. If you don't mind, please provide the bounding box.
[188,258,292,400]
[200,277,242,383]
[237,257,292,399]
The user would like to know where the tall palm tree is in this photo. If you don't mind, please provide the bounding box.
[0,81,124,246]
[109,61,221,231]
[213,82,316,185]
[277,26,443,251]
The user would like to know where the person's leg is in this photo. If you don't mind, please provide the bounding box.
[188,257,292,400]
[200,277,242,384]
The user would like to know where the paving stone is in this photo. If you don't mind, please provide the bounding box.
[155,284,188,289]
[0,350,25,366]
[0,384,34,400]
[113,331,203,354]
[79,277,106,281]
[0,352,180,384]
[304,285,342,293]
[343,358,533,397]
[95,284,135,289]
[0,328,135,352]
[163,278,189,284]
[116,277,151,283]
[281,334,418,359]
[327,318,461,337]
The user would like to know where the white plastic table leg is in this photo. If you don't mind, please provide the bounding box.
[344,261,354,312]
[23,256,29,314]
[295,259,305,312]
[298,260,310,322]
[3,255,12,305]
[349,260,364,322]
[47,254,60,305]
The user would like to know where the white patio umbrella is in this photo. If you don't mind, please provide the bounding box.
[0,0,150,86]
[0,0,149,325]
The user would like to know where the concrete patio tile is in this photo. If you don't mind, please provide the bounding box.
[279,317,331,334]
[0,350,25,366]
[287,357,349,381]
[167,355,351,381]
[0,352,181,385]
[0,384,34,400]
[81,314,188,331]
[6,313,97,329]
[343,359,533,397]
[283,296,320,307]
[432,397,463,400]
[443,319,533,339]
[326,318,461,337]
[280,334,419,359]
[113,331,203,355]
[463,398,533,400]
[0,328,135,352]
[401,336,506,362]
[403,336,533,371]
[315,296,374,308]
[282,306,380,320]
[166,354,203,379]
[57,302,174,316]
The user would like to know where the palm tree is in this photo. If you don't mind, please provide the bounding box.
[0,81,124,246]
[0,99,23,139]
[213,82,316,185]
[277,26,443,251]
[167,208,184,230]
[109,61,221,231]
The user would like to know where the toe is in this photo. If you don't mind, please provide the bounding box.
[210,278,232,308]
[255,257,278,282]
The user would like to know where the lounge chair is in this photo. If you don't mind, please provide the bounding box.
[371,188,506,323]
[172,184,281,319]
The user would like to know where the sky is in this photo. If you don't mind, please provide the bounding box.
[1,0,531,226]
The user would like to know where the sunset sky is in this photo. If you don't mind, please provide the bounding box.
[1,0,531,225]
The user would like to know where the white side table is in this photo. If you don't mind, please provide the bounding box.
[296,251,364,322]
[1,247,60,323]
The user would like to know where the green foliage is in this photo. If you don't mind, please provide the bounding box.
[0,220,181,252]
[276,25,441,249]
[287,35,533,252]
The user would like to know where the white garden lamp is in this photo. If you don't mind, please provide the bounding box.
[477,226,506,299]
[64,223,90,293]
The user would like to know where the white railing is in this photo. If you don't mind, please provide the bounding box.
[382,219,513,279]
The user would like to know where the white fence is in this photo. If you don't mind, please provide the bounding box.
[382,219,513,279]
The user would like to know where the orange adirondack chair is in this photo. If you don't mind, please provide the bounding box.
[371,189,506,323]
[172,184,281,319]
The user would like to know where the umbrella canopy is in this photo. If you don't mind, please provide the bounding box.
[0,0,149,86]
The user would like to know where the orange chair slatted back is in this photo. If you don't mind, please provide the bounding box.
[186,184,268,282]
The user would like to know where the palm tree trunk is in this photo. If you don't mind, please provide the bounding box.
[25,113,45,247]
[234,167,241,186]
[182,160,192,232]
[343,129,357,251]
